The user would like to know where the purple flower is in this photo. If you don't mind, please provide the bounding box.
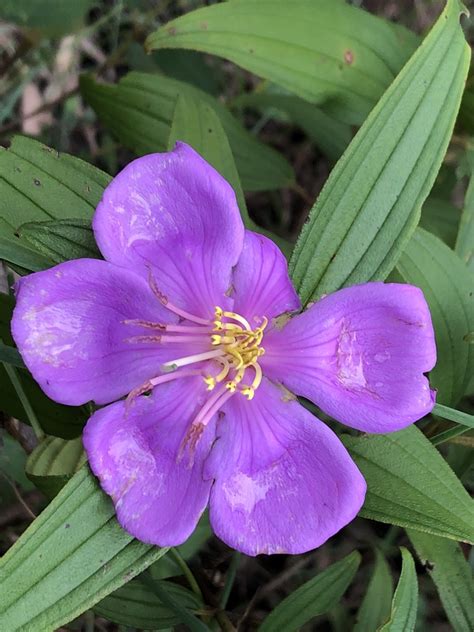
[11,142,436,556]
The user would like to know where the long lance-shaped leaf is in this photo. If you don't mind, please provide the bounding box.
[258,551,361,632]
[26,435,86,498]
[79,72,293,192]
[287,0,470,305]
[379,548,418,632]
[407,530,474,632]
[342,425,474,543]
[146,0,417,125]
[353,550,393,632]
[0,466,167,631]
[396,228,474,406]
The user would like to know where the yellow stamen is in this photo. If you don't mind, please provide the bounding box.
[196,308,269,400]
[222,311,252,331]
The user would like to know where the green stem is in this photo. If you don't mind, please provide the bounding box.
[214,609,237,632]
[433,403,474,429]
[430,424,472,446]
[219,551,241,609]
[169,547,203,600]
[2,360,44,440]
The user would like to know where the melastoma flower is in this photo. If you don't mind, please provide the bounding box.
[12,143,436,555]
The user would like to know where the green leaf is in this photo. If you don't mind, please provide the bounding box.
[342,425,474,543]
[354,550,393,632]
[139,574,210,632]
[380,548,418,632]
[420,196,461,248]
[0,466,167,631]
[0,0,93,36]
[0,429,34,507]
[258,551,361,632]
[94,514,211,627]
[0,136,109,272]
[153,48,220,96]
[26,436,86,498]
[94,578,204,630]
[407,530,474,632]
[19,218,101,265]
[0,341,25,369]
[455,145,474,270]
[146,0,418,125]
[0,219,55,272]
[396,228,474,405]
[0,135,110,229]
[236,92,352,161]
[288,0,470,304]
[80,72,293,192]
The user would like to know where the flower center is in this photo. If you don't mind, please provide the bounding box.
[204,307,267,400]
[123,271,268,401]
[122,274,268,462]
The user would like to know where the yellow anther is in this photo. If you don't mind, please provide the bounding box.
[214,306,223,318]
[211,334,222,345]
[226,380,237,393]
[203,375,216,391]
[213,320,224,331]
[258,347,265,356]
[241,386,255,400]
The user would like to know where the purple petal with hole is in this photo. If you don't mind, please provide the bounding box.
[262,283,436,433]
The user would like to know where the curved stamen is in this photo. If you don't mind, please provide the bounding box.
[178,386,236,466]
[222,310,252,331]
[241,363,263,400]
[126,368,202,411]
[161,349,226,372]
[165,324,214,334]
[148,268,212,326]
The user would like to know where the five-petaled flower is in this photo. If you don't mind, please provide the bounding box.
[12,143,436,556]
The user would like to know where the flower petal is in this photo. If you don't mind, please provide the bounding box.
[83,377,215,546]
[205,379,366,556]
[232,231,301,321]
[262,283,436,433]
[93,142,245,318]
[11,258,191,406]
